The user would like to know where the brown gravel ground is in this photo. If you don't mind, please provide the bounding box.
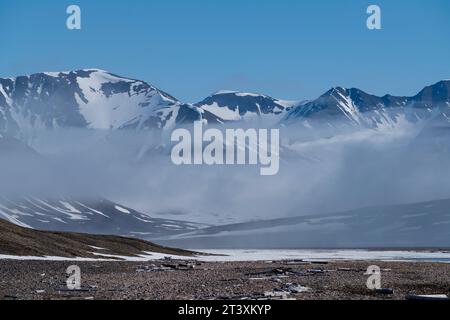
[1,259,450,300]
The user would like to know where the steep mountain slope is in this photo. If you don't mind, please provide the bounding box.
[159,198,450,249]
[0,197,208,238]
[0,218,194,258]
[0,69,218,137]
[283,80,450,129]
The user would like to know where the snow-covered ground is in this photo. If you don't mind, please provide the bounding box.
[196,249,450,263]
[1,249,450,263]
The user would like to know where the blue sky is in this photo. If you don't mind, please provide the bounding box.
[1,0,449,102]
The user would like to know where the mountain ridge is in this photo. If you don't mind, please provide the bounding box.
[0,69,213,136]
[1,69,449,138]
[283,80,450,129]
[0,218,194,258]
[158,197,450,249]
[0,196,209,238]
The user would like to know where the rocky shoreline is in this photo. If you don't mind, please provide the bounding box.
[1,259,449,300]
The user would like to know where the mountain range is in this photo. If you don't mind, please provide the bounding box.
[1,69,449,140]
[0,69,221,137]
[1,69,450,249]
[158,198,450,249]
[284,81,450,129]
[0,196,208,238]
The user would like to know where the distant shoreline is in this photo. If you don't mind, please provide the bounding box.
[2,248,450,263]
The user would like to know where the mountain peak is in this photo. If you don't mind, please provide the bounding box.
[210,90,270,99]
[0,69,185,134]
[323,86,369,97]
[196,90,290,121]
[284,80,450,128]
[213,90,238,95]
[412,79,450,103]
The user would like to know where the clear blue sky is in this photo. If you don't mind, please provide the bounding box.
[1,0,449,102]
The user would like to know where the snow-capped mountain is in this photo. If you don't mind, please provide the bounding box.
[195,90,299,122]
[283,80,450,129]
[0,197,208,238]
[0,69,219,138]
[1,68,449,138]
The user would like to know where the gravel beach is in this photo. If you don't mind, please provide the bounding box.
[1,259,450,300]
